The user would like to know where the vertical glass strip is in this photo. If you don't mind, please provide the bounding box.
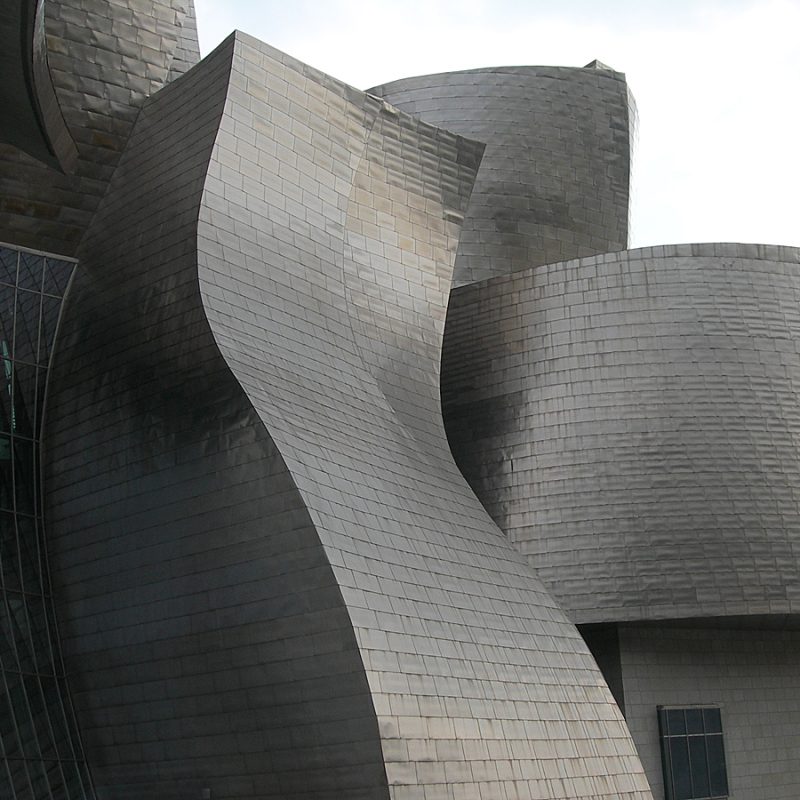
[707,733,728,796]
[688,735,710,797]
[17,254,44,294]
[0,250,17,287]
[42,259,71,298]
[14,290,42,366]
[0,244,92,799]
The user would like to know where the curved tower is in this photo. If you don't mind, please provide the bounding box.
[0,1,201,797]
[0,0,201,256]
[0,0,78,171]
[369,63,635,286]
[443,243,800,621]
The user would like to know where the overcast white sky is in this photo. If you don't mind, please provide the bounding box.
[194,0,799,250]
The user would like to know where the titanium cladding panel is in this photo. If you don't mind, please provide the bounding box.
[442,243,800,623]
[0,0,78,171]
[0,0,200,256]
[44,32,652,800]
[370,65,634,286]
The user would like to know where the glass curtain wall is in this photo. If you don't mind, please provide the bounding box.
[0,243,94,799]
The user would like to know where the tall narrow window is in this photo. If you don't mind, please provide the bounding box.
[0,243,93,799]
[658,706,729,800]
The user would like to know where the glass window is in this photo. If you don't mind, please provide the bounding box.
[0,248,16,284]
[17,253,44,293]
[13,437,36,516]
[0,347,11,434]
[0,510,21,591]
[0,757,14,799]
[0,248,17,286]
[0,287,14,345]
[0,250,17,287]
[8,753,34,798]
[42,258,74,297]
[39,296,63,365]
[13,290,41,365]
[11,362,40,439]
[658,706,729,800]
[0,434,12,511]
[0,245,90,798]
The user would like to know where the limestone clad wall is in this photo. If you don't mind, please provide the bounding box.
[619,623,800,800]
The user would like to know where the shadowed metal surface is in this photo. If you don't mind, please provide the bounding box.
[442,243,800,624]
[44,37,389,800]
[43,31,653,800]
[0,0,201,257]
[369,64,635,286]
[0,0,78,171]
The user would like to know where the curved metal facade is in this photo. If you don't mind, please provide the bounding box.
[0,0,201,256]
[0,0,78,172]
[442,243,800,624]
[0,4,202,795]
[44,39,390,799]
[42,33,652,800]
[9,1,797,796]
[369,65,635,286]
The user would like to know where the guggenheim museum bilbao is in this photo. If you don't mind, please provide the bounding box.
[1,0,799,799]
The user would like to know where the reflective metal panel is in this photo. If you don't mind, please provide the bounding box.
[0,0,201,256]
[44,33,653,800]
[370,64,635,286]
[442,243,800,623]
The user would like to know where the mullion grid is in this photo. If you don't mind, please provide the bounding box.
[31,256,92,798]
[5,253,56,800]
[0,728,19,799]
[0,245,91,800]
[658,707,728,800]
[0,628,40,798]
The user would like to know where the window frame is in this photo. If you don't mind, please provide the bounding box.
[657,704,729,800]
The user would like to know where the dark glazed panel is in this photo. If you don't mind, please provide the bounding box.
[0,243,89,800]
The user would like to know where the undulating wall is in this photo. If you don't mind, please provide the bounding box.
[442,244,800,623]
[44,37,389,800]
[369,64,634,285]
[44,32,653,800]
[619,623,800,800]
[0,0,201,256]
[197,34,649,800]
